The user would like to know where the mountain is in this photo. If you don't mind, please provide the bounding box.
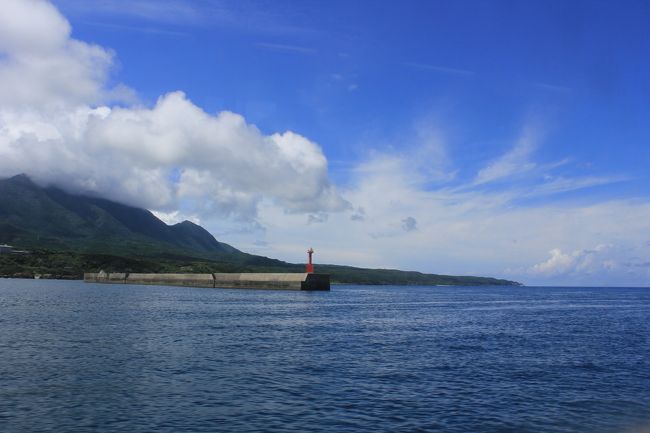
[0,174,520,285]
[0,174,240,259]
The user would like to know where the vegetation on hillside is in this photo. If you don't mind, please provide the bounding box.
[0,249,520,286]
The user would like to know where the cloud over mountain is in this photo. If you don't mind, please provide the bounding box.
[0,0,347,220]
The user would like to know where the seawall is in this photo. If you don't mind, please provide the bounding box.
[84,271,330,291]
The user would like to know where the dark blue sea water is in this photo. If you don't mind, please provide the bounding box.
[1,279,649,433]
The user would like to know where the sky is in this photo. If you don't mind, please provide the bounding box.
[0,0,649,286]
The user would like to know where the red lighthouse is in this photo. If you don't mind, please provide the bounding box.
[306,248,314,273]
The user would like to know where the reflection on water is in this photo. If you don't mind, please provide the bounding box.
[1,279,649,432]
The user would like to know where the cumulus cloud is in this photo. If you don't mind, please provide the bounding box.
[0,0,119,107]
[530,245,613,277]
[530,248,575,275]
[0,0,348,220]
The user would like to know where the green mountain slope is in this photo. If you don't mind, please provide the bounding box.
[0,174,521,285]
[0,174,240,259]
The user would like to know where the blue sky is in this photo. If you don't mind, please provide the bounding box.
[56,0,650,186]
[1,0,649,285]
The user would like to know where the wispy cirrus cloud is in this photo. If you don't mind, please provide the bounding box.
[81,20,189,37]
[468,123,626,199]
[403,61,475,77]
[532,82,572,93]
[55,0,203,24]
[255,42,316,54]
[524,175,630,198]
[54,0,322,35]
[473,125,538,185]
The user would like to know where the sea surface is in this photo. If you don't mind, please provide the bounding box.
[0,279,649,433]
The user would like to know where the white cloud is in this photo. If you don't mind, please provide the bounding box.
[0,0,347,221]
[151,210,201,226]
[530,248,576,275]
[0,0,116,108]
[525,175,629,198]
[307,212,328,224]
[525,244,648,284]
[530,245,614,277]
[474,125,537,185]
[350,207,365,221]
[353,129,454,189]
[233,145,650,286]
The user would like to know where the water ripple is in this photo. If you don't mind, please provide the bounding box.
[1,280,649,432]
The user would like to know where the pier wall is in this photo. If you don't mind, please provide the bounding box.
[127,273,215,288]
[83,272,330,291]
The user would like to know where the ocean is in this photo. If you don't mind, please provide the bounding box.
[1,279,649,432]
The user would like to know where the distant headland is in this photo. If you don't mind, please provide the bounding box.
[0,174,521,286]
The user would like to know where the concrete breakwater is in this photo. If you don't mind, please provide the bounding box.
[84,271,330,291]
